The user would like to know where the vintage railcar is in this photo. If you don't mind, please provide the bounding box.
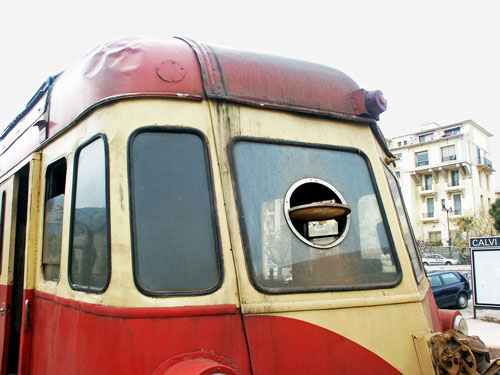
[0,37,498,374]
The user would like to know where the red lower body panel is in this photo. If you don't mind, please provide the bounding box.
[29,291,251,375]
[28,291,402,374]
[244,315,401,374]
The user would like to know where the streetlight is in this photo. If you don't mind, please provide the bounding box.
[442,202,452,253]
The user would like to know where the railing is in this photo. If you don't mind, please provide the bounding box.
[442,155,457,162]
[477,156,493,168]
[416,160,429,167]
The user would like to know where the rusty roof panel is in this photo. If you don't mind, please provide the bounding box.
[1,37,389,178]
[46,37,205,138]
[183,38,374,122]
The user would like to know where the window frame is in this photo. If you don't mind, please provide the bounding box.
[383,164,424,283]
[451,170,460,186]
[229,136,402,295]
[426,197,435,217]
[0,191,5,275]
[68,134,111,293]
[41,157,67,282]
[127,126,224,297]
[424,174,433,190]
[415,150,429,167]
[453,194,462,215]
[441,144,456,162]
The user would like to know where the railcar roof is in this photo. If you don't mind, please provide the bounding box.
[0,37,390,176]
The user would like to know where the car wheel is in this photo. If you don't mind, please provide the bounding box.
[445,261,451,265]
[456,293,468,309]
[423,262,428,266]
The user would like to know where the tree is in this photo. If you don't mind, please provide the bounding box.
[452,207,497,263]
[489,198,500,232]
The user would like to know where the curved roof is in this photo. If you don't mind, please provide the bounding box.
[0,37,389,176]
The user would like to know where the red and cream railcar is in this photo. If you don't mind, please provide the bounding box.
[0,37,496,375]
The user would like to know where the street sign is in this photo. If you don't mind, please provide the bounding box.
[469,236,500,316]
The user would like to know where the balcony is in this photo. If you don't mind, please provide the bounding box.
[418,186,436,196]
[477,156,493,171]
[421,212,439,223]
[445,183,463,194]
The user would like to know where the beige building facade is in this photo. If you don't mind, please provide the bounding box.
[388,120,495,246]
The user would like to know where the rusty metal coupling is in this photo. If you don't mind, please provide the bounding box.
[430,329,500,375]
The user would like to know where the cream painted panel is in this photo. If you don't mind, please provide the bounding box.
[36,98,240,308]
[209,103,422,308]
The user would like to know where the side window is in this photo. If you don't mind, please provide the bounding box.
[441,272,460,285]
[129,129,222,296]
[69,135,110,292]
[0,191,6,274]
[429,275,442,288]
[383,164,424,282]
[42,159,67,281]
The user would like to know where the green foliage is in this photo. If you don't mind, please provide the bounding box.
[490,198,500,232]
[452,207,497,263]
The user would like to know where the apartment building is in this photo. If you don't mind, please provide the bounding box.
[388,120,495,246]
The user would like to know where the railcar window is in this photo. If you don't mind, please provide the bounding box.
[383,165,424,282]
[69,136,110,292]
[232,140,400,293]
[0,191,5,274]
[129,130,221,295]
[42,159,67,281]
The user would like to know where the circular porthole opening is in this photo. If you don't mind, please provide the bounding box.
[284,178,351,249]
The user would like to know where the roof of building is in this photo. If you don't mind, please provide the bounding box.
[389,120,493,142]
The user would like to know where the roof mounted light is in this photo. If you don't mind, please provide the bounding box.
[351,89,387,120]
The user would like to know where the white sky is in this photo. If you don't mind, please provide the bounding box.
[1,0,499,189]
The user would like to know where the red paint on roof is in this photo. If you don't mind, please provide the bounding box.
[1,37,388,177]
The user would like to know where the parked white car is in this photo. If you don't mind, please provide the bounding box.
[422,254,459,266]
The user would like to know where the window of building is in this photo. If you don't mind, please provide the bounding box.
[404,140,408,145]
[394,153,402,160]
[384,166,424,282]
[69,135,110,292]
[129,129,222,296]
[453,194,462,215]
[424,174,433,190]
[478,171,482,187]
[441,145,456,162]
[441,199,446,211]
[444,127,460,136]
[42,158,67,281]
[486,175,490,190]
[415,151,429,167]
[451,170,460,186]
[396,171,400,178]
[397,141,401,147]
[419,133,433,143]
[426,197,435,217]
[232,140,400,293]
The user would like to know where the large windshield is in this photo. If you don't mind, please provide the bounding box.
[232,140,400,293]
